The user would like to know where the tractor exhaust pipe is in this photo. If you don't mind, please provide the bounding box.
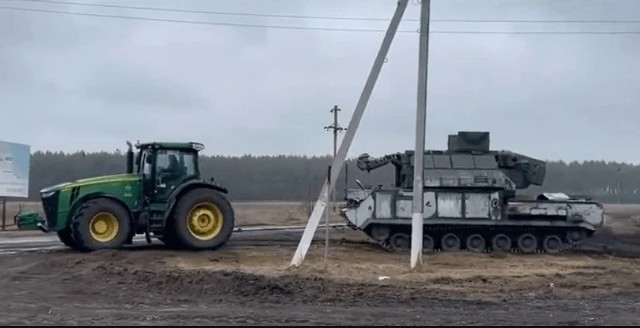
[126,141,134,174]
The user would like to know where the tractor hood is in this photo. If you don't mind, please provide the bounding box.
[40,173,140,194]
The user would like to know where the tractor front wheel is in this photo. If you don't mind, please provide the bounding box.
[56,227,83,251]
[171,188,235,250]
[70,198,132,251]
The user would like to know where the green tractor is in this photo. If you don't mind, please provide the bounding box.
[17,141,235,252]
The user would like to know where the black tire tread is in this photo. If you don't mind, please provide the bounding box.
[70,198,132,251]
[171,188,235,250]
[56,227,83,251]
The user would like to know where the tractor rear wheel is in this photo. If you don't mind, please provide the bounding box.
[160,218,185,249]
[70,198,132,251]
[171,188,235,250]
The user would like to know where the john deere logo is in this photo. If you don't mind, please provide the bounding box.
[124,185,133,197]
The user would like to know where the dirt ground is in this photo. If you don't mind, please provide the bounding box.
[1,203,640,325]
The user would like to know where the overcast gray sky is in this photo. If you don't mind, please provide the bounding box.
[1,0,639,163]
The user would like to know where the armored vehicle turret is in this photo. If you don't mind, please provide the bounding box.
[340,131,604,254]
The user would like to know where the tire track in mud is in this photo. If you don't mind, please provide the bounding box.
[573,232,640,259]
[3,246,640,326]
[2,224,640,260]
[2,226,640,325]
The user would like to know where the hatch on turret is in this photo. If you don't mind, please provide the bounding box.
[447,131,490,153]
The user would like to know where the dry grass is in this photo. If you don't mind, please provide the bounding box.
[3,201,640,299]
[168,236,640,297]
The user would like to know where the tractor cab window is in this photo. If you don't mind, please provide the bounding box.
[143,157,152,176]
[153,149,198,201]
[182,154,196,177]
[155,150,197,177]
[138,150,153,177]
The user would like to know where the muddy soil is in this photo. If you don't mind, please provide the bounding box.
[1,204,640,325]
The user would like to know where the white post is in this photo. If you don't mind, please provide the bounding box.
[290,0,409,267]
[323,165,331,270]
[411,0,431,269]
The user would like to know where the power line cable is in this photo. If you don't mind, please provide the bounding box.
[8,0,640,24]
[2,5,640,35]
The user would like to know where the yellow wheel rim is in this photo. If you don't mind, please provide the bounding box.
[187,202,223,241]
[89,212,119,243]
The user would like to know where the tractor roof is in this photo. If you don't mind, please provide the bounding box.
[135,141,205,151]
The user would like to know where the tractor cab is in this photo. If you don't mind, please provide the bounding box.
[127,141,204,203]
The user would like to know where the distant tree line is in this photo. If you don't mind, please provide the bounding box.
[19,151,640,204]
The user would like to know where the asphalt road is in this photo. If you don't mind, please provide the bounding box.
[0,223,348,255]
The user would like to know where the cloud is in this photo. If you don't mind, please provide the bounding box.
[0,0,638,163]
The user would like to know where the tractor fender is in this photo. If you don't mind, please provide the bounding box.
[164,180,229,221]
[66,192,134,230]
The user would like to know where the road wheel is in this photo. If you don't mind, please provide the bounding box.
[70,198,132,251]
[492,233,511,252]
[56,227,83,251]
[423,234,435,253]
[517,233,538,253]
[441,233,461,251]
[389,232,410,251]
[172,188,235,250]
[543,235,563,254]
[466,234,485,253]
[566,229,586,244]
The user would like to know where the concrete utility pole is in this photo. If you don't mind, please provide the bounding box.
[411,0,431,269]
[323,105,346,269]
[325,106,346,172]
[290,0,409,267]
[324,105,346,213]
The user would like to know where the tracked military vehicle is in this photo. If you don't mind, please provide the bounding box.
[340,131,605,253]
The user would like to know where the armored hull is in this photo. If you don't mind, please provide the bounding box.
[340,131,605,253]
